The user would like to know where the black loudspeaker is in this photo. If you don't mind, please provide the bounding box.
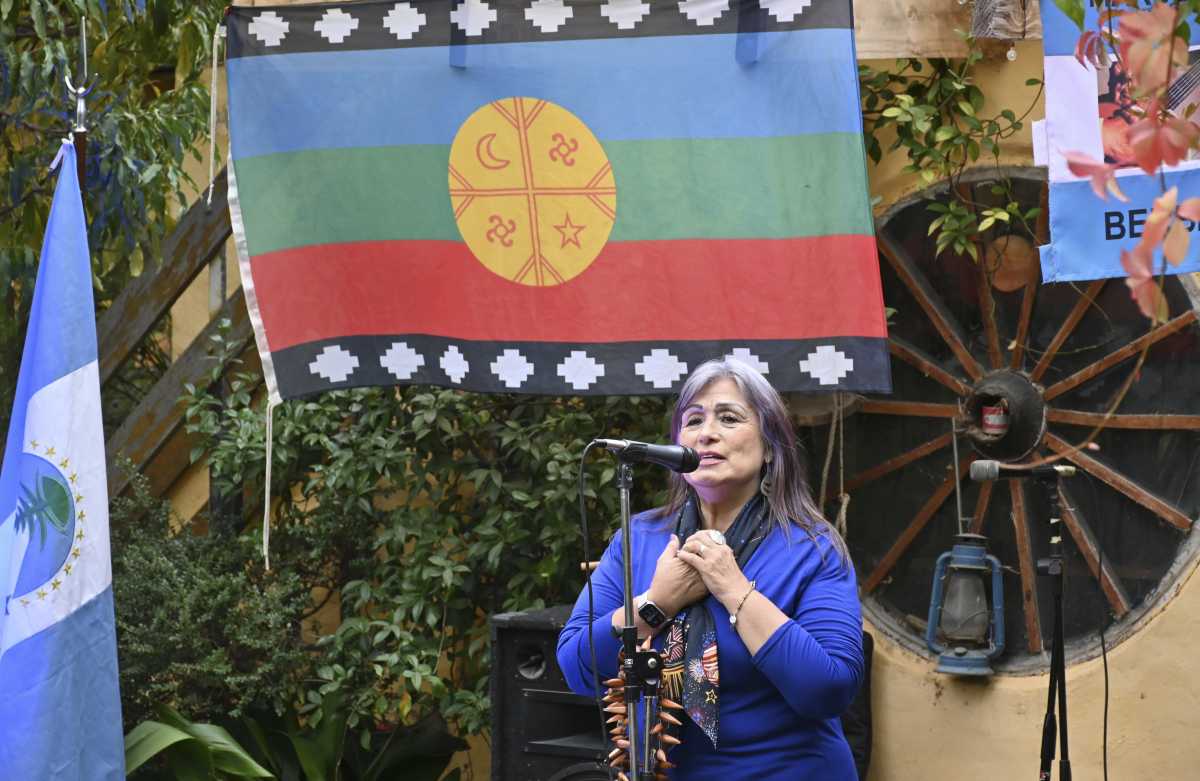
[490,605,609,781]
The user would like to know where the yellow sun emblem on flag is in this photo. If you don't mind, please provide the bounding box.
[449,97,617,286]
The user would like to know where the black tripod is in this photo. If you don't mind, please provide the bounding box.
[1036,473,1070,781]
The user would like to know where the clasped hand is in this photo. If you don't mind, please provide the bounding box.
[646,532,750,621]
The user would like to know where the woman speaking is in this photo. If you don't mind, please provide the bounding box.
[557,357,864,780]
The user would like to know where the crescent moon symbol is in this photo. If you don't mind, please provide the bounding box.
[476,133,511,170]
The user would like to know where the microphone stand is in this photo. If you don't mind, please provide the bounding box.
[1036,473,1070,781]
[616,461,662,781]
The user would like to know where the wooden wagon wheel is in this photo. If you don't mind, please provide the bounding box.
[823,170,1200,667]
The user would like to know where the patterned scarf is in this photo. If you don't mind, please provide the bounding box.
[660,492,772,748]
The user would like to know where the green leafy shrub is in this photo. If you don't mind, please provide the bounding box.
[111,469,311,731]
[181,332,673,744]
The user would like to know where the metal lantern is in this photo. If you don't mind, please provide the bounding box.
[925,533,1005,676]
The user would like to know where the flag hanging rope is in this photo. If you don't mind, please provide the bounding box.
[206,20,226,209]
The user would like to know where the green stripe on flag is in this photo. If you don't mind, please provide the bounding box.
[233,134,871,257]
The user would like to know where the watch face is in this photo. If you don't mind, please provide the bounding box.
[639,599,666,628]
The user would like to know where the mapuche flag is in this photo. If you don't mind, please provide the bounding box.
[225,0,891,400]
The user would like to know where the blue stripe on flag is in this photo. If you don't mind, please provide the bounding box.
[0,588,124,780]
[1040,1,1100,58]
[1043,170,1200,282]
[227,29,861,160]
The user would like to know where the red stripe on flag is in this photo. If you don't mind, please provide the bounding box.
[249,237,887,351]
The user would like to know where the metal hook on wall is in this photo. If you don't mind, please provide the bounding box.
[63,14,96,185]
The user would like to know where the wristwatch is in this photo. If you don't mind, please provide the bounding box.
[636,595,668,629]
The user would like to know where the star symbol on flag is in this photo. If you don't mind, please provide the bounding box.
[51,579,62,591]
[30,439,38,449]
[64,564,73,575]
[45,446,55,456]
[75,493,83,503]
[76,529,85,541]
[69,472,77,484]
[59,457,69,469]
[705,689,718,704]
[77,509,86,521]
[36,589,47,600]
[554,213,586,249]
[72,548,81,559]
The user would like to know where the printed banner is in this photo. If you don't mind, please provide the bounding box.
[225,0,891,400]
[1041,1,1200,281]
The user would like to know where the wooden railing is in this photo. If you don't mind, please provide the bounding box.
[101,168,254,499]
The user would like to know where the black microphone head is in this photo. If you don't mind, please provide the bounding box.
[969,460,1001,481]
[676,445,700,474]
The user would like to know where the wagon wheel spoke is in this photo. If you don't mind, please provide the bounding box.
[1046,410,1200,430]
[1044,433,1194,531]
[1043,310,1199,402]
[858,400,959,419]
[1058,483,1133,619]
[1030,279,1106,383]
[1009,481,1044,654]
[863,454,973,593]
[977,258,1004,370]
[1008,279,1038,370]
[840,432,954,498]
[877,232,985,380]
[968,480,994,535]
[888,337,971,396]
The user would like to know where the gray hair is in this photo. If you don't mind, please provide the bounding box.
[662,356,848,560]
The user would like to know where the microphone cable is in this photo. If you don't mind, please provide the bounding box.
[577,440,618,779]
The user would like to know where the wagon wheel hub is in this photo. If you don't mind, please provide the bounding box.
[961,370,1046,462]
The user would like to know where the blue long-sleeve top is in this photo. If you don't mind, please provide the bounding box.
[556,509,864,780]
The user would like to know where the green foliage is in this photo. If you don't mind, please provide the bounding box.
[0,0,223,437]
[110,467,312,731]
[859,37,1043,260]
[182,328,672,745]
[125,705,274,780]
[1053,0,1086,30]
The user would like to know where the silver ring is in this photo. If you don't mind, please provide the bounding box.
[698,543,707,556]
[707,530,726,546]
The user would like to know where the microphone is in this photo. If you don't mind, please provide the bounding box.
[593,439,701,473]
[969,461,1077,481]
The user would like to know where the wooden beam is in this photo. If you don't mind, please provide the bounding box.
[877,232,985,380]
[1030,279,1106,383]
[1046,409,1200,430]
[98,168,231,386]
[1043,310,1199,401]
[106,288,251,498]
[968,480,994,535]
[842,431,954,496]
[1043,433,1194,531]
[1009,279,1037,370]
[863,454,972,593]
[854,0,974,60]
[1009,480,1043,654]
[1058,484,1132,619]
[859,399,960,419]
[889,337,971,396]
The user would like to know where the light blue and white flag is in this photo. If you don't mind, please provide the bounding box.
[0,141,124,779]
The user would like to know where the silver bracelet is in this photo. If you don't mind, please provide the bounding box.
[729,580,757,626]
